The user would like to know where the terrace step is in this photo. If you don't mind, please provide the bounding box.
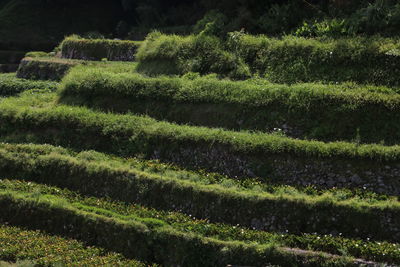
[0,180,397,266]
[1,93,400,196]
[0,143,398,243]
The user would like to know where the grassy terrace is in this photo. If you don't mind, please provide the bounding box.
[0,224,150,266]
[15,57,136,81]
[2,30,400,266]
[137,33,400,86]
[61,36,142,61]
[0,189,355,266]
[0,142,398,243]
[1,91,400,195]
[0,179,398,265]
[0,73,57,96]
[59,66,400,144]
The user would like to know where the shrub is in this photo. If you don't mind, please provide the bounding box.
[136,32,250,79]
[193,10,227,37]
[229,34,400,86]
[295,19,349,38]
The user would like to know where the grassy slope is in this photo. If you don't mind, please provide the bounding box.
[0,142,398,243]
[1,180,398,265]
[0,0,122,50]
[58,66,400,144]
[0,73,57,96]
[0,224,148,266]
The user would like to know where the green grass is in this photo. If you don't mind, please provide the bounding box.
[1,91,400,195]
[59,66,400,144]
[0,190,358,267]
[0,73,57,96]
[136,32,251,79]
[61,35,142,61]
[0,260,36,267]
[16,57,138,81]
[0,184,383,266]
[0,224,150,266]
[0,142,398,243]
[137,32,400,86]
[1,179,399,264]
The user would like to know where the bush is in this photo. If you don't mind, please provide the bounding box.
[295,19,349,38]
[229,34,400,86]
[257,2,311,35]
[136,32,250,79]
[60,35,142,61]
[193,10,227,37]
[347,1,400,36]
[138,32,400,85]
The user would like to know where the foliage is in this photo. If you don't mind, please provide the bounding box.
[0,224,148,266]
[16,57,78,81]
[0,73,57,96]
[59,66,400,144]
[60,35,142,61]
[257,2,313,35]
[1,92,400,198]
[136,32,250,79]
[193,10,227,37]
[295,19,349,38]
[228,34,400,86]
[0,179,398,264]
[0,189,357,267]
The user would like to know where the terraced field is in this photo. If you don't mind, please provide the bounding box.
[0,37,399,266]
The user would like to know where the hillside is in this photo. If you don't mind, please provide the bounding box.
[0,1,400,266]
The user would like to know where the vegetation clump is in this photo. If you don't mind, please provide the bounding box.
[61,35,142,61]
